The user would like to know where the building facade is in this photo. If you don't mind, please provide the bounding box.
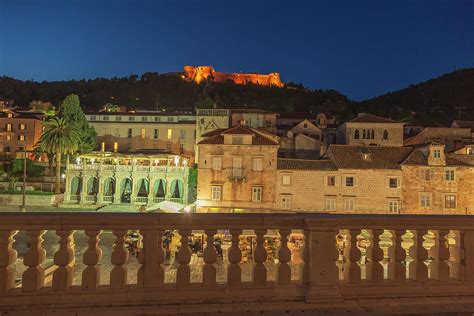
[404,127,472,152]
[337,113,404,147]
[196,125,279,212]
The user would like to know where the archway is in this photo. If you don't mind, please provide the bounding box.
[70,176,82,196]
[86,177,99,195]
[170,179,184,199]
[153,179,166,198]
[120,178,132,203]
[136,178,149,197]
[103,178,115,196]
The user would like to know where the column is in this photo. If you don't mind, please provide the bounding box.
[430,230,450,281]
[110,230,129,289]
[343,229,361,284]
[365,229,384,283]
[408,229,428,282]
[82,230,102,290]
[0,230,18,293]
[22,230,46,292]
[227,229,242,287]
[387,229,406,282]
[52,230,75,291]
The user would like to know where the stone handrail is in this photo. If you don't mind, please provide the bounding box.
[1,213,474,314]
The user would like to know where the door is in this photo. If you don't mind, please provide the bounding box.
[232,157,242,177]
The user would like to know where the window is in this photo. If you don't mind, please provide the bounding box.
[6,135,11,141]
[325,198,336,211]
[18,146,24,151]
[445,170,455,181]
[167,117,174,122]
[89,115,96,121]
[154,129,159,139]
[303,123,308,128]
[264,120,273,127]
[327,176,336,186]
[116,116,122,121]
[344,198,354,212]
[127,128,132,138]
[383,130,388,140]
[282,174,291,186]
[420,194,431,208]
[155,116,161,122]
[253,158,263,171]
[433,149,441,158]
[468,148,473,155]
[129,116,135,122]
[113,142,118,152]
[211,186,222,201]
[354,129,360,139]
[252,187,263,202]
[280,195,291,209]
[167,129,172,140]
[140,128,146,139]
[388,178,400,188]
[445,195,456,209]
[5,124,11,132]
[388,200,400,212]
[420,169,434,181]
[212,157,222,170]
[345,176,354,187]
[232,136,243,144]
[18,135,25,141]
[180,130,185,140]
[103,116,109,121]
[19,124,26,130]
[142,116,148,122]
[4,147,10,154]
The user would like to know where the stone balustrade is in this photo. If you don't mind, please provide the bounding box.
[1,213,474,315]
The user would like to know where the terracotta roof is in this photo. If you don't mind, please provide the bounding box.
[349,114,399,124]
[278,158,337,171]
[326,145,413,169]
[452,120,474,130]
[201,129,226,137]
[220,125,256,135]
[402,146,474,167]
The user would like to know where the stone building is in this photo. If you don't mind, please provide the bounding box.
[401,142,474,214]
[86,111,196,159]
[337,113,404,147]
[451,120,474,142]
[404,127,472,152]
[63,152,192,208]
[279,119,326,159]
[196,124,279,212]
[0,110,45,159]
[276,145,413,213]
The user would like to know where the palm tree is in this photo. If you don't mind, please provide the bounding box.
[37,117,81,194]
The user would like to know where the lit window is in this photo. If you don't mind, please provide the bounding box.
[19,124,26,130]
[325,198,336,211]
[388,178,400,188]
[445,195,456,209]
[18,135,25,141]
[344,198,354,212]
[345,176,354,187]
[433,149,441,158]
[212,157,222,171]
[140,128,146,139]
[280,195,291,209]
[232,136,243,144]
[388,200,400,212]
[327,176,336,186]
[445,170,455,181]
[282,174,291,186]
[420,169,434,181]
[6,135,10,141]
[420,194,431,208]
[6,124,11,132]
[167,129,172,140]
[253,158,263,171]
[7,113,12,118]
[252,186,263,202]
[113,142,118,152]
[211,185,222,201]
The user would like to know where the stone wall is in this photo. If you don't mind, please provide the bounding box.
[0,193,57,206]
[339,122,404,146]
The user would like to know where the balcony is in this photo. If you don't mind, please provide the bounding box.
[226,167,246,180]
[0,213,473,314]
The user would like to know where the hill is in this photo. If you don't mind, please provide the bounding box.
[357,68,474,125]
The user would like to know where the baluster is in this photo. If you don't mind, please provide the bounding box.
[110,230,129,289]
[176,229,192,288]
[137,230,164,288]
[52,230,75,290]
[430,230,450,281]
[387,230,406,282]
[22,230,46,292]
[0,230,18,293]
[253,229,267,286]
[277,229,291,286]
[449,230,464,281]
[82,230,102,290]
[365,229,384,283]
[203,229,217,287]
[343,229,361,284]
[408,229,428,282]
[227,229,242,287]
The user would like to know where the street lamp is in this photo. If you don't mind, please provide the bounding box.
[19,149,26,212]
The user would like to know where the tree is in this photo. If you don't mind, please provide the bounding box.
[37,117,81,194]
[59,94,97,154]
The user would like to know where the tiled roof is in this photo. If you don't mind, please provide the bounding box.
[277,112,315,120]
[231,108,276,114]
[402,145,474,167]
[278,158,337,171]
[220,125,256,135]
[452,120,474,130]
[349,114,399,124]
[326,145,413,169]
[201,129,225,137]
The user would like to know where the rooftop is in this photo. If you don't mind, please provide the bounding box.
[349,113,399,124]
[277,158,337,171]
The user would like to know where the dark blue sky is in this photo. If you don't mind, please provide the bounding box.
[1,0,473,101]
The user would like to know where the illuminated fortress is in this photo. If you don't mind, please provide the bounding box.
[182,66,283,87]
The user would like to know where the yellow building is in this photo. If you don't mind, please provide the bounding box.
[196,125,279,212]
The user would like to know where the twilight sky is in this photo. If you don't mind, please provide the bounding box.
[0,0,473,101]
